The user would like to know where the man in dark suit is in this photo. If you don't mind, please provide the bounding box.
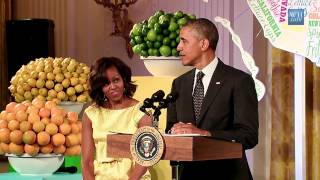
[166,18,259,180]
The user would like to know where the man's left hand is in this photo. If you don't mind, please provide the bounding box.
[170,122,211,136]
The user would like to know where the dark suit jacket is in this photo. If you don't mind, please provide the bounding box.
[166,60,259,180]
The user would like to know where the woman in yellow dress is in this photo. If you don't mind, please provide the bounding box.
[81,57,151,180]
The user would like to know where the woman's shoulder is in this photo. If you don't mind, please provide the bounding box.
[84,103,101,115]
[129,99,143,110]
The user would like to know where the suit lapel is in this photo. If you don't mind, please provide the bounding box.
[197,60,227,126]
[184,69,196,123]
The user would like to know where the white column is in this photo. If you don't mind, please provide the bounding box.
[294,54,306,180]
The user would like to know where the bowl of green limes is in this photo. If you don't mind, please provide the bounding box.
[141,56,192,77]
[130,10,195,76]
[130,10,196,58]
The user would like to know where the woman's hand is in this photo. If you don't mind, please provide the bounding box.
[128,164,148,180]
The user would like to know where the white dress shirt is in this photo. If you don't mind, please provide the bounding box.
[193,57,218,96]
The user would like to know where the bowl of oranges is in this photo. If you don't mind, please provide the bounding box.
[0,99,82,175]
[7,153,64,176]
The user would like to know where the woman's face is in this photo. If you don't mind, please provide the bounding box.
[102,66,125,103]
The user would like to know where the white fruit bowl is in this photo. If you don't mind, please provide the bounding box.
[141,56,192,77]
[7,153,64,176]
[58,101,84,114]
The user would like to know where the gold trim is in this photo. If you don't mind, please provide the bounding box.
[130,126,164,167]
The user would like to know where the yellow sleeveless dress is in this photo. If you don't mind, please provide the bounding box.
[85,103,151,180]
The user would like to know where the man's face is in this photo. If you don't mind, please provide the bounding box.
[177,26,203,67]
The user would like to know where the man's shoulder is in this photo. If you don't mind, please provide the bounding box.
[221,62,252,79]
[174,68,194,82]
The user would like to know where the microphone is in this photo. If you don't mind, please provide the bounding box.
[150,90,165,102]
[140,98,155,114]
[156,92,179,110]
[166,91,179,103]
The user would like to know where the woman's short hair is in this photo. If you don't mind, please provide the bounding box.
[89,57,137,106]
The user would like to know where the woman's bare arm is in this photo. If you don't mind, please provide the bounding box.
[81,112,95,180]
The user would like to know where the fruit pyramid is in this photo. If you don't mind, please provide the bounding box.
[0,100,81,156]
[8,57,91,103]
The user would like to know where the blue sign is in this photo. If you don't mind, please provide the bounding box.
[288,9,305,25]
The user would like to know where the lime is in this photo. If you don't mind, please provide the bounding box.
[129,39,136,46]
[147,29,157,41]
[132,23,142,36]
[176,29,180,35]
[174,11,184,19]
[159,45,171,56]
[177,17,188,26]
[153,41,161,48]
[141,25,149,36]
[148,16,158,26]
[167,13,173,18]
[147,23,154,29]
[140,43,148,50]
[162,37,171,46]
[142,19,148,24]
[154,22,161,29]
[154,23,162,34]
[188,14,196,20]
[146,41,153,48]
[176,36,180,43]
[169,32,177,39]
[152,49,160,56]
[129,29,135,38]
[170,17,177,23]
[156,34,164,42]
[163,29,169,35]
[132,44,142,54]
[154,10,164,18]
[134,36,143,44]
[170,40,177,48]
[159,15,170,27]
[172,49,179,56]
[140,50,148,57]
[168,22,179,32]
[148,49,154,56]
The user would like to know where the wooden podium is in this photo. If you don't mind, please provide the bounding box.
[106,134,242,161]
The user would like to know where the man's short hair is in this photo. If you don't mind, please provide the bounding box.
[184,18,219,51]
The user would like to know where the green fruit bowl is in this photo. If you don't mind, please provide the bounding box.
[141,56,192,77]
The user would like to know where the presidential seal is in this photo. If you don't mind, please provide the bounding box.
[130,126,164,166]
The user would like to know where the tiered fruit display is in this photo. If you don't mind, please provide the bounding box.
[130,10,196,57]
[8,57,90,103]
[0,100,81,156]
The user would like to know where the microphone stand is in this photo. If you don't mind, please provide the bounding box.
[152,107,162,129]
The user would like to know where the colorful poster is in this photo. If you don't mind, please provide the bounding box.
[247,0,320,65]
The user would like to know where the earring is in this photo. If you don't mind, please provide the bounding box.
[103,94,108,102]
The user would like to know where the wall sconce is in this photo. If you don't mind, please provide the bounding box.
[94,0,138,58]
